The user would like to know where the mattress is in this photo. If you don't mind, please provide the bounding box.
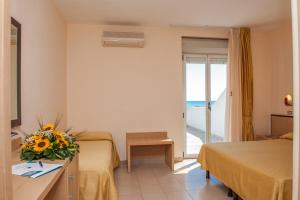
[197,139,292,200]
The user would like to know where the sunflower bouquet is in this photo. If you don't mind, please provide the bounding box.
[20,119,79,161]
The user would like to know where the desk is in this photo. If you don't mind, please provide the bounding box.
[12,150,79,200]
[126,132,174,173]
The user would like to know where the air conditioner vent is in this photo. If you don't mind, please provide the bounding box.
[102,31,144,48]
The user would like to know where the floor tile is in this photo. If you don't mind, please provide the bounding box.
[187,184,231,200]
[142,193,168,200]
[119,194,143,200]
[140,183,164,194]
[115,159,229,200]
[138,176,159,185]
[117,184,141,195]
[165,191,193,200]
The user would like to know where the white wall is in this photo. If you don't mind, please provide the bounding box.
[251,21,293,135]
[269,22,293,114]
[251,27,272,134]
[11,0,67,133]
[66,24,229,160]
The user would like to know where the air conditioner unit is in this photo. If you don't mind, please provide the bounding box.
[102,31,144,48]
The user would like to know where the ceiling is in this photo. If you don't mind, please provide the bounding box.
[53,0,291,27]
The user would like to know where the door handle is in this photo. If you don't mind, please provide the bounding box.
[208,101,211,111]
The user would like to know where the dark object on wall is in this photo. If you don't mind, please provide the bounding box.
[11,17,21,127]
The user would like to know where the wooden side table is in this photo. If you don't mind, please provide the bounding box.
[126,132,174,173]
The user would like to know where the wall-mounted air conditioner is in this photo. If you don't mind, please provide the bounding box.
[102,31,144,48]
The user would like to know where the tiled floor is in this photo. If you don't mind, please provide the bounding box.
[115,159,231,200]
[186,126,224,155]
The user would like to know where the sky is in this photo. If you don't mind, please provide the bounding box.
[186,63,227,101]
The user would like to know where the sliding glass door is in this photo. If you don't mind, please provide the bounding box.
[184,56,207,156]
[209,56,228,143]
[184,54,228,157]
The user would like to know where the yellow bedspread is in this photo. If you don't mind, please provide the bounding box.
[197,139,292,200]
[76,132,120,200]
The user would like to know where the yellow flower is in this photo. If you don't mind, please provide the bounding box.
[53,131,64,139]
[21,143,30,149]
[32,134,42,140]
[53,131,69,148]
[61,138,69,146]
[57,137,69,148]
[33,138,50,152]
[42,123,55,131]
[59,138,69,146]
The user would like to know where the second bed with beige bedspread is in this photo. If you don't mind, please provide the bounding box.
[198,139,292,200]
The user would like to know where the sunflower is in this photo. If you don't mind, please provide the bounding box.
[33,138,50,152]
[58,137,69,148]
[53,131,64,139]
[42,123,55,131]
[53,131,69,147]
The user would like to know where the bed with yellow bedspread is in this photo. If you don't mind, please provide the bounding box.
[197,139,292,200]
[76,132,120,200]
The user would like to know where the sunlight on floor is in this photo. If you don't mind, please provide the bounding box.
[174,159,200,175]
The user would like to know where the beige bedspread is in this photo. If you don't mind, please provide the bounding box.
[76,132,120,200]
[197,139,292,200]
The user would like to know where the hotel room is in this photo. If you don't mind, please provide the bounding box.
[0,0,300,199]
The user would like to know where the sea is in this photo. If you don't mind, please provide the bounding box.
[186,101,215,109]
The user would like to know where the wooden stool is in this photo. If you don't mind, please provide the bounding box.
[126,132,174,173]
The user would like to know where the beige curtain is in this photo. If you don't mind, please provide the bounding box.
[227,28,254,142]
[240,28,254,141]
[227,28,243,142]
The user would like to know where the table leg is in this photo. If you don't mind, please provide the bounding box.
[165,143,174,171]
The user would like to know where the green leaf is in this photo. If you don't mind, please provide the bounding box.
[43,149,52,156]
